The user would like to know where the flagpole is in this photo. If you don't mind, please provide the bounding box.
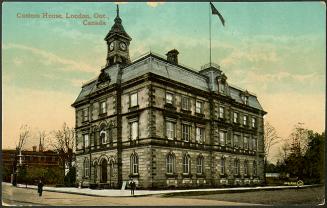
[209,2,212,66]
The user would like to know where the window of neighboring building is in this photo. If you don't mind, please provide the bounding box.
[219,131,226,146]
[233,112,239,123]
[221,157,226,175]
[219,106,225,118]
[100,101,107,114]
[182,124,191,142]
[251,117,256,128]
[196,155,204,174]
[244,160,248,176]
[166,153,175,174]
[130,121,138,140]
[100,129,107,144]
[166,92,173,104]
[196,127,205,143]
[234,159,240,175]
[84,158,90,178]
[244,136,249,149]
[253,161,257,176]
[130,153,139,175]
[83,134,89,148]
[233,134,239,148]
[182,96,190,110]
[196,101,203,114]
[130,92,138,107]
[183,154,190,174]
[166,121,175,140]
[243,115,248,126]
[83,108,89,121]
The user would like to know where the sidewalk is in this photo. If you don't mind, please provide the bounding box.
[2,182,318,197]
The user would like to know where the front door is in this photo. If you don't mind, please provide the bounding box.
[101,159,107,183]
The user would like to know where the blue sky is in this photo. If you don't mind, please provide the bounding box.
[2,2,325,162]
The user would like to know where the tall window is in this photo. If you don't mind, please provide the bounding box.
[243,115,248,126]
[234,159,240,175]
[166,92,173,104]
[182,124,191,142]
[130,153,139,175]
[100,101,106,114]
[252,138,257,150]
[233,134,239,148]
[244,160,248,176]
[219,83,225,93]
[233,112,239,123]
[83,134,89,148]
[182,96,190,110]
[130,121,138,140]
[83,108,89,121]
[130,92,138,107]
[196,101,203,114]
[166,153,175,174]
[196,156,204,174]
[221,157,226,175]
[253,161,257,176]
[244,136,249,149]
[196,127,205,143]
[251,117,256,128]
[183,154,190,174]
[84,158,90,177]
[219,131,226,146]
[166,121,175,140]
[219,107,225,118]
[100,129,107,144]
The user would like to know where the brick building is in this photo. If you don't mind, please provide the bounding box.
[72,6,266,189]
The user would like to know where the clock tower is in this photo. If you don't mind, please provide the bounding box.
[105,5,132,67]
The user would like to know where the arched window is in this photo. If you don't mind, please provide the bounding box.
[253,161,257,176]
[84,158,90,178]
[166,153,175,174]
[100,129,107,144]
[221,157,226,175]
[183,154,190,174]
[244,160,248,176]
[130,153,139,175]
[196,155,204,174]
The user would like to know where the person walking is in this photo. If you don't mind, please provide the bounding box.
[37,179,44,197]
[129,178,136,196]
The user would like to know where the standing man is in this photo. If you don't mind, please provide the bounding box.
[37,179,44,197]
[129,178,136,196]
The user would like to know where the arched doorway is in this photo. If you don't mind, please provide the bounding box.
[101,159,108,183]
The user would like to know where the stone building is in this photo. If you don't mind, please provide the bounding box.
[72,6,266,189]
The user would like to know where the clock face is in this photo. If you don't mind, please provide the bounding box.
[109,42,114,51]
[119,42,126,51]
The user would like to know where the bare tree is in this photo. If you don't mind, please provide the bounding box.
[264,121,280,161]
[50,123,75,183]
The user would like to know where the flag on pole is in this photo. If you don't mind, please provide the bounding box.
[210,2,225,26]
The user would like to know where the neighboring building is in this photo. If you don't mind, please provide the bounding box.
[72,6,266,189]
[2,147,60,182]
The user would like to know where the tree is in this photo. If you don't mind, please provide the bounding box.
[49,123,75,184]
[12,125,30,186]
[264,121,280,162]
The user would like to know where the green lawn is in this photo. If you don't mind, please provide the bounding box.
[172,186,325,205]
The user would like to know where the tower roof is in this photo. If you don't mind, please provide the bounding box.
[105,5,131,41]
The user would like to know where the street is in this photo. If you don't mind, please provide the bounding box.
[2,184,257,206]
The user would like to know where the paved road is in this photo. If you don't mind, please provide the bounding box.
[2,185,258,206]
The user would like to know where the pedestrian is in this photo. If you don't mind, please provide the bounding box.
[37,179,44,197]
[129,178,136,196]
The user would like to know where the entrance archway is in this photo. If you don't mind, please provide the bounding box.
[101,159,108,183]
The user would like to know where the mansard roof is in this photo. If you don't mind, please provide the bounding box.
[72,52,265,112]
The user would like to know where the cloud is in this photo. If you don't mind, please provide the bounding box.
[3,43,95,73]
[146,1,165,7]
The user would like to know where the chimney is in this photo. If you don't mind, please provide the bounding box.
[166,49,179,65]
[32,146,37,152]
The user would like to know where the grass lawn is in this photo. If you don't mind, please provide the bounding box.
[172,186,325,205]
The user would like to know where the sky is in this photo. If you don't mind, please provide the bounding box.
[2,2,325,163]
